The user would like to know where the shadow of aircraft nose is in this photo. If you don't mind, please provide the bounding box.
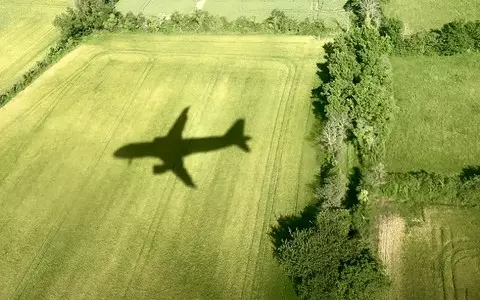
[113,146,129,158]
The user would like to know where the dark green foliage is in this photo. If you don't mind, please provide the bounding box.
[53,0,116,39]
[318,26,394,167]
[337,247,389,300]
[275,210,388,300]
[434,20,472,55]
[379,170,480,207]
[379,17,403,47]
[100,9,326,35]
[392,19,480,56]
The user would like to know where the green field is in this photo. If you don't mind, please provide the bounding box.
[0,34,324,299]
[384,0,480,33]
[0,0,70,91]
[116,0,349,26]
[384,207,480,300]
[385,53,480,174]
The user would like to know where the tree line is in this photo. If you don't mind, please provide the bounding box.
[1,0,328,108]
[269,0,395,299]
[381,17,480,56]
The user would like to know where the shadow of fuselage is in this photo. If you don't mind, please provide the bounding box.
[113,107,251,188]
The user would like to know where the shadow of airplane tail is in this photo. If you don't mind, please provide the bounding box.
[224,119,251,152]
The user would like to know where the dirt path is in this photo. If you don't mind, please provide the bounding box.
[377,214,405,298]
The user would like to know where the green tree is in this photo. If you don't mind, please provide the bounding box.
[276,210,388,300]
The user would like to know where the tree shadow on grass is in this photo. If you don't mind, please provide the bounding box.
[269,202,321,257]
[343,167,362,209]
[311,62,331,121]
[460,165,480,182]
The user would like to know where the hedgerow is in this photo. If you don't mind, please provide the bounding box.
[0,2,329,108]
[379,170,480,208]
[380,18,480,56]
[271,1,393,299]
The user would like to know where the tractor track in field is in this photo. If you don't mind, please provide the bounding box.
[10,59,155,299]
[240,58,297,298]
[0,27,56,81]
[0,50,110,201]
[1,37,325,298]
[122,59,226,299]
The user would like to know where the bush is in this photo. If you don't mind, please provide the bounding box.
[315,161,348,207]
[434,20,472,55]
[379,170,480,207]
[54,0,116,39]
[379,17,403,47]
[0,38,79,108]
[392,19,480,56]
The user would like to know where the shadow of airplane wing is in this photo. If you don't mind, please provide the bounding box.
[166,107,189,141]
[153,159,196,188]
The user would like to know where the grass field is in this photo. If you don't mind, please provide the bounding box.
[0,0,70,91]
[384,53,480,174]
[116,0,349,26]
[384,0,480,33]
[0,34,325,299]
[379,207,480,300]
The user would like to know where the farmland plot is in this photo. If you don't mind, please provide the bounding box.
[385,54,480,174]
[379,208,480,300]
[0,0,70,90]
[0,34,325,299]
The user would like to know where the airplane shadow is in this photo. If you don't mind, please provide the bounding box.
[113,107,252,188]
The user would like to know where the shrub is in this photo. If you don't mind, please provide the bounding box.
[434,20,471,55]
[379,17,403,47]
[319,26,394,167]
[379,171,480,207]
[392,19,480,56]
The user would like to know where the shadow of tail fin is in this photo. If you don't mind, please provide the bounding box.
[225,119,251,152]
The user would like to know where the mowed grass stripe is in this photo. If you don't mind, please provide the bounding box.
[0,35,324,299]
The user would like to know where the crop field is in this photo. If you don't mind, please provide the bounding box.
[384,0,480,33]
[0,34,325,299]
[116,0,349,26]
[384,54,480,174]
[0,0,70,91]
[380,208,480,300]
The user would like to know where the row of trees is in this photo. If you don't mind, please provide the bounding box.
[270,0,394,299]
[1,0,328,107]
[380,168,480,208]
[54,1,328,37]
[380,18,480,56]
